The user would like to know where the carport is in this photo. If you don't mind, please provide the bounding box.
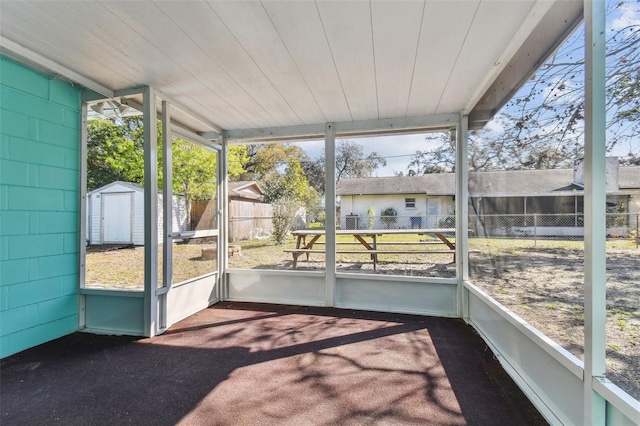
[1,1,638,424]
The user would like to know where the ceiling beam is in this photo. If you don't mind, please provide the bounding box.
[155,91,223,136]
[222,113,458,143]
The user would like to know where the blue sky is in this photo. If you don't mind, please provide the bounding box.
[297,133,441,177]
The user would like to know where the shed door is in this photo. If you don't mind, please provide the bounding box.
[102,192,133,243]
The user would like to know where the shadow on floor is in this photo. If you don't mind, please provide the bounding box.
[1,302,547,425]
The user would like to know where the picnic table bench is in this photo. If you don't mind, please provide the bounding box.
[284,228,458,270]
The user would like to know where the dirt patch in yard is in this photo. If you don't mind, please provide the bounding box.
[469,240,639,401]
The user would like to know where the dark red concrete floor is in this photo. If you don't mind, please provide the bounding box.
[1,302,547,425]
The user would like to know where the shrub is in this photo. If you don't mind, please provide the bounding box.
[366,207,375,230]
[380,207,398,229]
[272,198,300,245]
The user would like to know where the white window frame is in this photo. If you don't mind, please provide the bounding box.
[405,197,416,209]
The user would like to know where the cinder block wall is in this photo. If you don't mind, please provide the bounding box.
[0,57,80,357]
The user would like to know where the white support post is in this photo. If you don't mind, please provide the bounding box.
[325,123,336,307]
[143,86,159,337]
[160,100,172,332]
[456,115,470,318]
[219,136,229,301]
[78,102,88,328]
[584,0,607,424]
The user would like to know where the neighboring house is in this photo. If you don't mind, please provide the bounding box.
[337,174,455,229]
[229,181,263,202]
[336,160,640,235]
[87,181,188,245]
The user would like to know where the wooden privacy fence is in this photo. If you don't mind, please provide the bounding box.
[229,200,273,242]
[190,199,273,241]
[190,199,218,231]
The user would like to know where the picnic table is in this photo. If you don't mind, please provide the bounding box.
[284,228,457,270]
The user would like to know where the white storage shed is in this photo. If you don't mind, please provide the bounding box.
[87,181,187,245]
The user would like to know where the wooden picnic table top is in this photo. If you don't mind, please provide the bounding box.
[291,228,456,236]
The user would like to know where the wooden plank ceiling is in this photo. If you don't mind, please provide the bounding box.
[0,1,582,133]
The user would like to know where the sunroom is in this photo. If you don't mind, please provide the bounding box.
[1,1,638,424]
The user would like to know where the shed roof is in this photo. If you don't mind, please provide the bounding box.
[87,181,143,196]
[0,1,583,136]
[336,166,640,197]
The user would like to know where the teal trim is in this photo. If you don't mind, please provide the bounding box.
[0,56,80,358]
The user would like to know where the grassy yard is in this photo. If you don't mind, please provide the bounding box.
[85,244,217,289]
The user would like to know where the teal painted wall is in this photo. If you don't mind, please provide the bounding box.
[0,57,80,358]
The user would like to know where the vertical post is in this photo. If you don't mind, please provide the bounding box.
[143,86,159,337]
[636,213,638,249]
[219,136,229,301]
[160,100,172,331]
[534,213,537,247]
[78,101,88,328]
[455,115,469,318]
[584,0,607,424]
[325,123,336,307]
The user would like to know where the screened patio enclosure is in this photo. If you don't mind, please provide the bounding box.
[0,1,638,424]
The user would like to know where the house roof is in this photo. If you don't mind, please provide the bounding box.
[229,181,263,201]
[0,1,582,136]
[336,166,640,197]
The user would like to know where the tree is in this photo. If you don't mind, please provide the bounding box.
[172,139,217,208]
[310,140,387,187]
[335,140,387,182]
[228,146,249,178]
[406,0,639,173]
[406,133,455,175]
[301,156,326,194]
[86,118,144,190]
[87,117,248,208]
[239,143,304,181]
[261,158,322,218]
